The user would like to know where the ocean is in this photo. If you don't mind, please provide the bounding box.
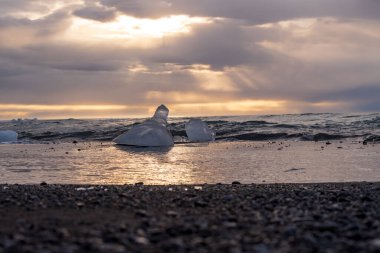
[1,112,379,143]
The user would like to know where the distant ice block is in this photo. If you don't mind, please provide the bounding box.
[0,130,18,143]
[185,118,215,142]
[113,105,174,147]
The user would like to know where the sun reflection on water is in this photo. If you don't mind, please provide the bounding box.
[1,141,380,184]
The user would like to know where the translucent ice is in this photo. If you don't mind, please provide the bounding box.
[113,105,174,147]
[0,130,18,143]
[152,104,169,126]
[185,118,215,142]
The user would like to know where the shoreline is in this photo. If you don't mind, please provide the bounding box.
[1,140,379,185]
[1,182,380,252]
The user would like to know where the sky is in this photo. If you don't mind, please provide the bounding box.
[0,0,379,119]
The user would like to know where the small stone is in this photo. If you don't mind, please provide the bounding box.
[223,195,234,202]
[166,210,179,217]
[57,228,70,238]
[223,222,238,228]
[134,236,149,245]
[99,243,125,253]
[254,244,269,253]
[40,181,48,186]
[160,238,184,252]
[135,182,144,186]
[76,202,85,208]
[371,239,380,249]
[135,209,148,217]
[194,199,207,207]
[232,181,241,185]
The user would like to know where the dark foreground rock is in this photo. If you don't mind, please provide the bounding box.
[0,183,380,253]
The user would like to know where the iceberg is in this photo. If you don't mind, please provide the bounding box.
[0,130,18,143]
[185,118,215,142]
[113,105,174,147]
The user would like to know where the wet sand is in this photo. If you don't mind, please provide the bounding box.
[1,183,380,253]
[1,140,379,184]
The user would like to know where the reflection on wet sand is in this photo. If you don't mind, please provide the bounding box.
[115,145,173,154]
[0,141,379,184]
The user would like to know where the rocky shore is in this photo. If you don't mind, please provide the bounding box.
[0,183,380,253]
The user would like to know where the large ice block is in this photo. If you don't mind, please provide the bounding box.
[185,118,215,142]
[113,105,174,147]
[0,130,18,143]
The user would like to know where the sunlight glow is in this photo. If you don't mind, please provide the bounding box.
[66,14,212,45]
[188,65,238,91]
[0,104,128,111]
[169,100,289,116]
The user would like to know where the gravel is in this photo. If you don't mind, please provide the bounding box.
[0,182,380,253]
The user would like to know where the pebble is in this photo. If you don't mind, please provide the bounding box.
[0,183,379,253]
[371,239,380,249]
[134,236,150,245]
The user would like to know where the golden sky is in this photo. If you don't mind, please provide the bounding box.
[0,0,379,119]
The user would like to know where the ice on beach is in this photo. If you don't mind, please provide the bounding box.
[152,104,169,126]
[114,120,174,146]
[185,118,215,142]
[0,130,18,143]
[113,104,174,147]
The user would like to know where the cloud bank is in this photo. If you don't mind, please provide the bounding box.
[0,0,379,118]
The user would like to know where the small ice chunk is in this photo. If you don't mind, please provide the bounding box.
[185,119,215,142]
[0,130,18,143]
[113,105,174,147]
[152,104,169,126]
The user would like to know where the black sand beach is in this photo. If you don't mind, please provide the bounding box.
[1,183,380,253]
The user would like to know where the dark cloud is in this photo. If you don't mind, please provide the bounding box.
[0,9,72,48]
[309,85,380,103]
[73,5,117,22]
[305,85,380,112]
[100,0,173,18]
[146,20,256,70]
[1,43,123,72]
[100,0,380,23]
[0,0,51,15]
